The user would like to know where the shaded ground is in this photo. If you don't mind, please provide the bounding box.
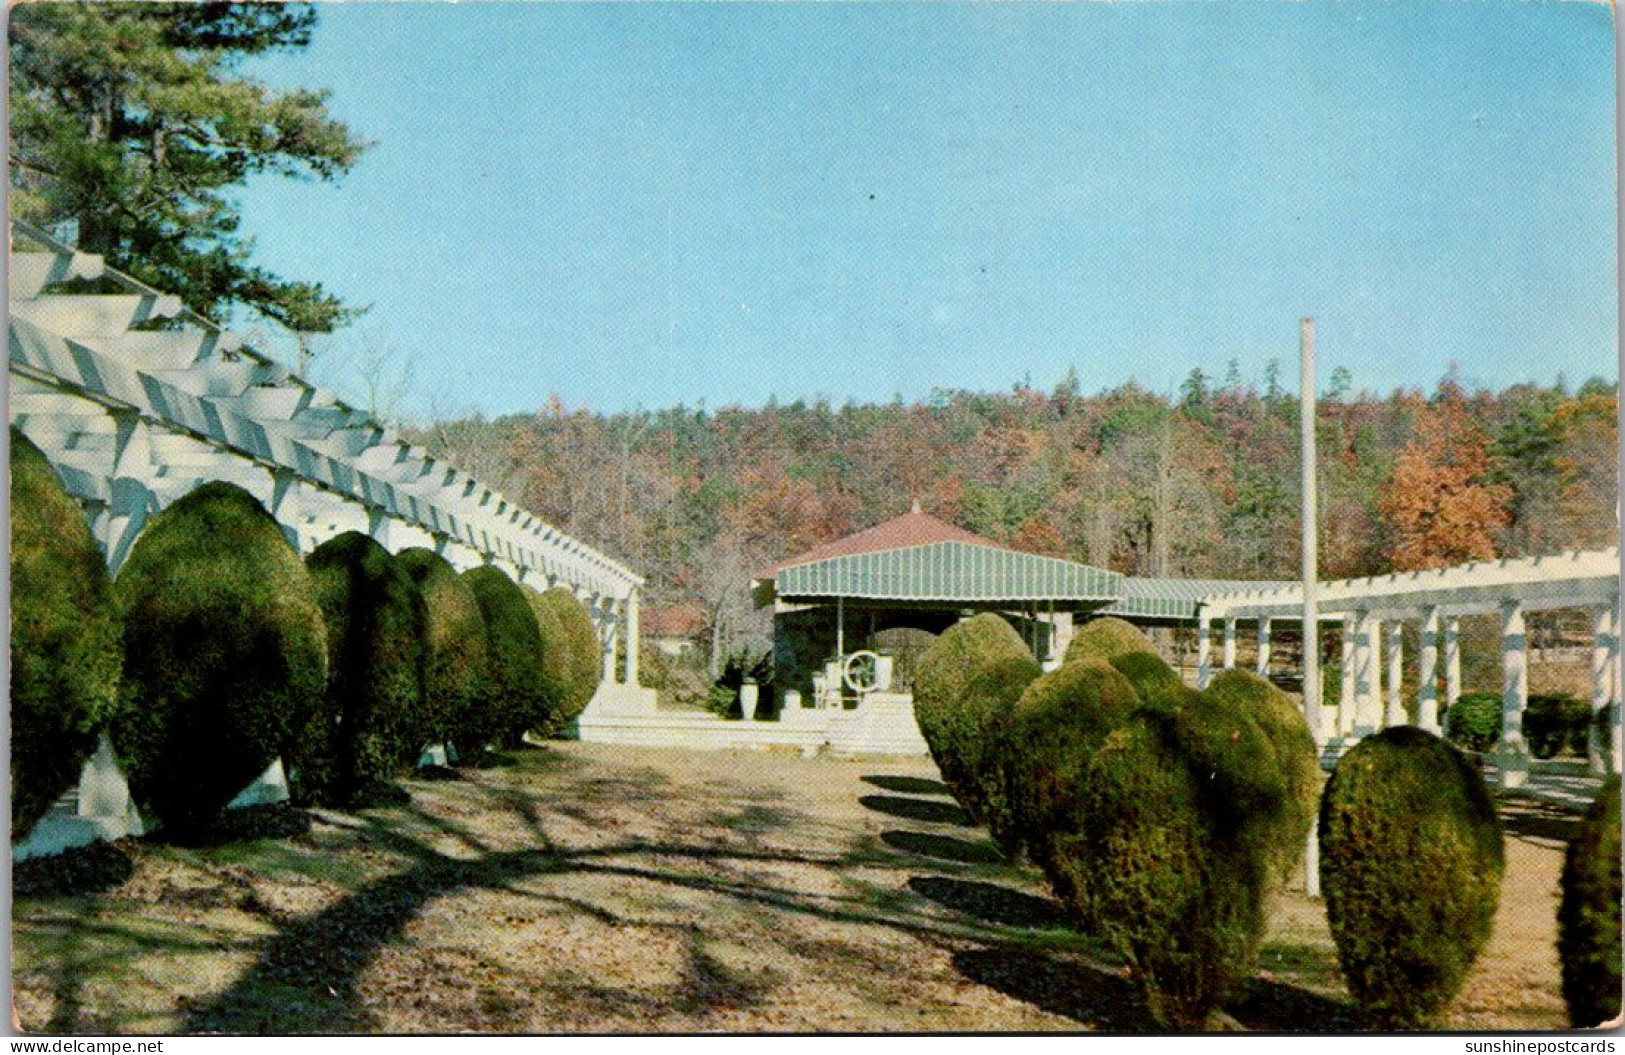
[12,742,1581,1033]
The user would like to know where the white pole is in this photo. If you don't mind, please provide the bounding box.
[1301,317,1323,745]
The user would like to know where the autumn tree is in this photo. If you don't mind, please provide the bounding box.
[9,2,367,331]
[1378,380,1513,571]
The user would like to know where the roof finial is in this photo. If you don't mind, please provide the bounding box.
[910,497,922,515]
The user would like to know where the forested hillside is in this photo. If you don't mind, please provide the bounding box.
[414,369,1618,661]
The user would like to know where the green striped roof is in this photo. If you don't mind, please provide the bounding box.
[774,540,1122,604]
[1101,577,1294,620]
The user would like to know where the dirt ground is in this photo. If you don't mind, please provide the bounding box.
[10,741,1591,1034]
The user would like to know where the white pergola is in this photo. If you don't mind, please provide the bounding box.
[1193,548,1622,782]
[9,221,654,856]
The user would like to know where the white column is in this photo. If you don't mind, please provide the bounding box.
[1496,600,1530,789]
[1589,606,1612,775]
[601,610,621,685]
[1385,621,1406,727]
[624,590,641,687]
[1445,616,1462,709]
[1197,611,1213,689]
[1256,618,1272,676]
[1222,617,1237,671]
[1353,611,1381,737]
[1339,618,1356,738]
[1418,606,1441,734]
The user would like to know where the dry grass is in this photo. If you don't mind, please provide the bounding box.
[11,741,1583,1034]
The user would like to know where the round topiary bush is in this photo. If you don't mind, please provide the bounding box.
[1319,726,1504,1028]
[536,587,604,728]
[1558,776,1622,1028]
[1202,669,1320,885]
[1004,659,1143,910]
[462,566,552,751]
[913,613,1041,829]
[1066,701,1275,1030]
[285,532,427,805]
[10,428,123,838]
[395,548,489,760]
[1109,649,1189,707]
[1444,691,1503,753]
[518,584,573,736]
[1523,694,1591,760]
[1065,616,1158,666]
[111,481,326,837]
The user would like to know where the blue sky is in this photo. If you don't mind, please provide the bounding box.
[236,1,1619,420]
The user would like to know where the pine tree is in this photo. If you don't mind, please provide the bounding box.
[9,2,368,331]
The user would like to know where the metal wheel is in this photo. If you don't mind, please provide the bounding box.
[842,650,881,694]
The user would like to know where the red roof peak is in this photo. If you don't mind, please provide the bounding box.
[755,508,1007,580]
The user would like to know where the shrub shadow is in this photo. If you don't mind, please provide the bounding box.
[1226,975,1362,1032]
[881,829,1005,864]
[156,803,312,848]
[857,794,970,826]
[861,775,951,796]
[13,841,135,897]
[953,947,1154,1030]
[908,876,1068,929]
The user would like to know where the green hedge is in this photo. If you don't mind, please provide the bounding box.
[1109,650,1189,708]
[462,566,551,751]
[1558,777,1622,1028]
[1202,669,1320,886]
[1064,617,1159,666]
[286,532,427,805]
[1005,659,1142,912]
[1523,694,1592,760]
[518,584,573,736]
[913,613,1040,831]
[537,588,604,726]
[111,482,327,837]
[1444,692,1503,753]
[959,654,1046,857]
[10,429,123,838]
[395,548,489,757]
[1319,726,1504,1028]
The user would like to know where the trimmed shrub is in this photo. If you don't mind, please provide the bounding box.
[1065,616,1158,666]
[1558,777,1622,1028]
[1203,669,1320,885]
[1319,726,1504,1028]
[285,533,427,805]
[1444,691,1502,753]
[960,654,1046,857]
[1109,649,1189,707]
[1005,659,1142,908]
[1067,701,1276,1030]
[1523,693,1591,760]
[462,566,551,750]
[111,482,326,836]
[395,548,489,757]
[536,587,604,727]
[10,429,123,838]
[517,584,573,735]
[913,613,1040,828]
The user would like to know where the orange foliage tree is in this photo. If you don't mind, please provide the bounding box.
[1378,381,1513,571]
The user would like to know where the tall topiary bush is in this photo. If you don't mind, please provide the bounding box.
[1064,616,1158,666]
[1005,659,1142,910]
[913,613,1040,830]
[959,654,1046,857]
[395,548,488,759]
[1558,777,1622,1028]
[518,584,572,736]
[1202,669,1320,885]
[1068,700,1277,1029]
[1108,650,1189,708]
[112,482,326,837]
[538,587,604,726]
[1319,726,1504,1028]
[10,429,123,838]
[462,566,551,751]
[285,532,427,805]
